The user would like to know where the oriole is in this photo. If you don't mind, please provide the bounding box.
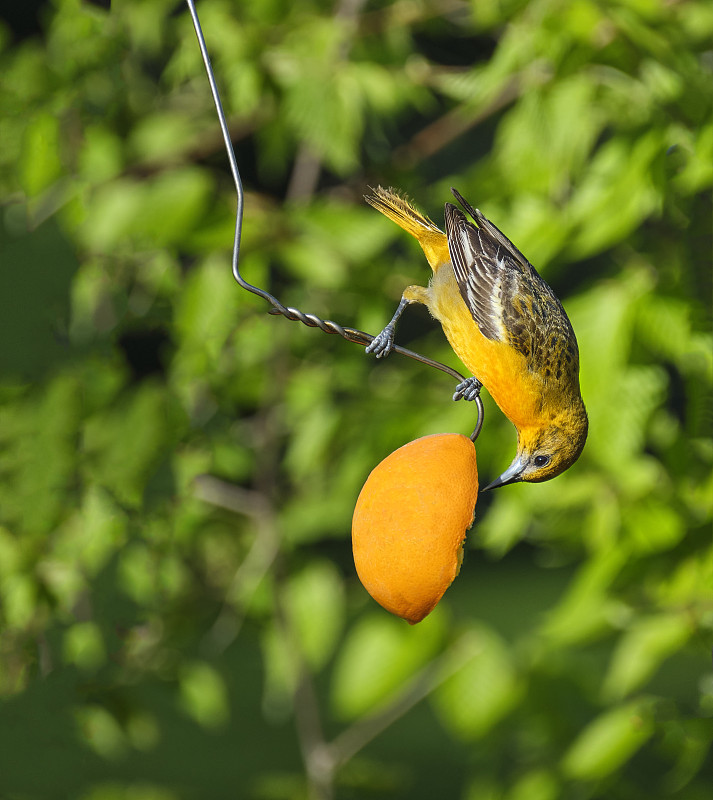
[365,186,588,488]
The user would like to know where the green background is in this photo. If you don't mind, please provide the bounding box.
[1,0,711,798]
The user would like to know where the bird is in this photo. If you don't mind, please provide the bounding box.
[364,186,588,488]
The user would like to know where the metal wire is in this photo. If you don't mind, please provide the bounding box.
[184,0,484,442]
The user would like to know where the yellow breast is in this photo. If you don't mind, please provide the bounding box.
[427,266,543,430]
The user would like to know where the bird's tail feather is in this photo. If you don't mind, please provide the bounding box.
[365,187,443,240]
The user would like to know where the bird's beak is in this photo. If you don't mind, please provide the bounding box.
[482,455,526,491]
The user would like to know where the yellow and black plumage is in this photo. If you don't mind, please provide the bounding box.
[365,186,588,487]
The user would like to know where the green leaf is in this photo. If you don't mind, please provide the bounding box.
[0,375,81,534]
[602,614,691,700]
[508,769,559,800]
[1,573,37,629]
[495,75,600,196]
[567,132,663,258]
[432,626,521,739]
[656,547,713,608]
[80,168,211,251]
[285,560,345,671]
[331,611,445,719]
[20,113,63,197]
[78,124,123,184]
[81,383,177,507]
[540,548,628,646]
[260,621,297,720]
[118,544,156,606]
[179,662,229,729]
[128,112,203,165]
[477,492,531,556]
[562,700,655,780]
[54,486,128,577]
[75,706,128,761]
[173,254,241,381]
[63,621,106,672]
[624,500,685,554]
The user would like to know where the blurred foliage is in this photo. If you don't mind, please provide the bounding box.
[0,0,712,798]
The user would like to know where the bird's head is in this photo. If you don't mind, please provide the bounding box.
[483,403,588,489]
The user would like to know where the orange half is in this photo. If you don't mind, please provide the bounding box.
[352,433,479,624]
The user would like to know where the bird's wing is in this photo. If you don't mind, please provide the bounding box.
[444,202,577,376]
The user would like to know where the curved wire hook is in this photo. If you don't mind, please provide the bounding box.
[184,0,484,442]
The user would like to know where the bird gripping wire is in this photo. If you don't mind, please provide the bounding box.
[184,0,484,441]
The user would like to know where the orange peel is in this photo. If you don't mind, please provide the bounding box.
[352,433,479,624]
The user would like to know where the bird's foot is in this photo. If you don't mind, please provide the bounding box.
[453,376,482,402]
[365,325,396,358]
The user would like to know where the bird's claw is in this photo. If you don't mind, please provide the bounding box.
[453,376,482,402]
[365,325,396,358]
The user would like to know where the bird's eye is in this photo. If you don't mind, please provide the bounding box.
[534,455,551,468]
